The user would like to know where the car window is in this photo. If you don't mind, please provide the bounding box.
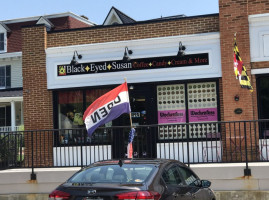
[177,166,200,186]
[68,164,155,184]
[162,165,184,185]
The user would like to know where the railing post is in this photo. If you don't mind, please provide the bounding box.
[80,129,83,169]
[187,123,190,167]
[30,131,36,180]
[244,122,251,176]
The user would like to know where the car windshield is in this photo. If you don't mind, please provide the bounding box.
[68,164,156,184]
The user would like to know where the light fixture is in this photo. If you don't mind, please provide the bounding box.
[129,85,134,90]
[177,42,186,57]
[234,95,239,101]
[123,47,133,62]
[70,51,82,66]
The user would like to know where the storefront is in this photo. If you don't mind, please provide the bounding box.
[46,32,222,158]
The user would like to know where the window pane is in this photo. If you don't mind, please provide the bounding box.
[187,82,219,139]
[86,88,111,143]
[68,164,155,184]
[86,88,110,107]
[0,33,4,51]
[0,67,4,76]
[0,77,5,87]
[162,166,184,185]
[157,84,187,140]
[58,90,83,145]
[178,166,198,186]
[0,67,5,87]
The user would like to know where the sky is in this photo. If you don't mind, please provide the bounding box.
[0,0,219,25]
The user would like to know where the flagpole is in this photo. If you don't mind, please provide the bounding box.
[124,78,133,128]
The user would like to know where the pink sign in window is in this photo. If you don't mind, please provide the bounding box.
[158,110,186,124]
[188,108,218,122]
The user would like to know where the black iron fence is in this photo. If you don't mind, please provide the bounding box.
[0,119,269,171]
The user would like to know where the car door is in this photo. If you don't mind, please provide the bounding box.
[161,165,192,200]
[177,165,211,200]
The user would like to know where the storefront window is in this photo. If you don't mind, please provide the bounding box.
[58,90,84,145]
[57,89,112,145]
[86,89,111,143]
[187,82,218,139]
[157,84,187,140]
[157,81,219,140]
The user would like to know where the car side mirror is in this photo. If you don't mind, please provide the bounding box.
[201,180,211,188]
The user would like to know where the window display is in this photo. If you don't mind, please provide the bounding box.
[187,82,218,139]
[158,82,219,140]
[157,84,187,140]
[57,88,111,145]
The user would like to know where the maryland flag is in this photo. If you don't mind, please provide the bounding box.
[233,36,253,92]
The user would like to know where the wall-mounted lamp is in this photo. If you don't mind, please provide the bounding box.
[70,51,82,66]
[177,42,186,57]
[123,47,133,62]
[129,85,134,90]
[234,95,239,101]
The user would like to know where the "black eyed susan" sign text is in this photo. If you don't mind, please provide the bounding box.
[57,53,209,76]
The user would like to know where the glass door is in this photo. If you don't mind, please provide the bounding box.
[112,84,157,158]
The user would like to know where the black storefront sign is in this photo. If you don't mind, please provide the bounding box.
[58,53,209,76]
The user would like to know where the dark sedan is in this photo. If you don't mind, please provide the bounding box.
[48,159,215,200]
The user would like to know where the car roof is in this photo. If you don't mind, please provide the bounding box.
[90,158,186,168]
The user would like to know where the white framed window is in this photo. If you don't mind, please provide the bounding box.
[0,33,4,52]
[0,65,11,89]
[0,23,8,53]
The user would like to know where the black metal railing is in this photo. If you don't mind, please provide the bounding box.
[0,119,269,171]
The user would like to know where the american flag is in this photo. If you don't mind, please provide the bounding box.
[127,128,135,158]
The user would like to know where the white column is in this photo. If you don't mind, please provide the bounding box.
[11,101,16,131]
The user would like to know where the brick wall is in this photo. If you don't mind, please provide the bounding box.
[220,0,254,121]
[22,25,54,166]
[219,0,269,161]
[67,16,93,29]
[49,16,92,31]
[7,21,36,53]
[22,25,53,130]
[47,15,219,48]
[252,61,269,69]
[6,16,92,53]
[219,0,269,121]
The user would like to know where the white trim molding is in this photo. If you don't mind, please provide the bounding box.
[0,52,22,60]
[0,97,23,103]
[251,68,269,75]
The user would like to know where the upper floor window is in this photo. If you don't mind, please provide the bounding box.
[0,22,9,53]
[0,33,4,51]
[0,65,11,89]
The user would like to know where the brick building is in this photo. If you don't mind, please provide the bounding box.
[20,2,269,162]
[0,12,94,132]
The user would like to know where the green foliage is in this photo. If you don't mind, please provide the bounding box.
[0,133,24,166]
